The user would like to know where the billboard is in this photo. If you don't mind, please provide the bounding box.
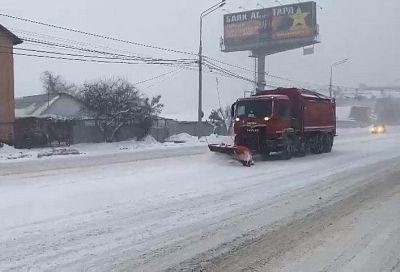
[223,1,318,53]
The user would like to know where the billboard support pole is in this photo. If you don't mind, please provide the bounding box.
[254,57,257,92]
[255,52,266,91]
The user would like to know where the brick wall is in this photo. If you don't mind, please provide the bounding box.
[0,33,15,144]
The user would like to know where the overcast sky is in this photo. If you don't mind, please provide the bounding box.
[1,0,400,120]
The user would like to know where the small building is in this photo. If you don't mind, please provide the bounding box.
[0,25,23,144]
[15,92,91,119]
[14,93,92,148]
[12,92,219,147]
[13,92,173,145]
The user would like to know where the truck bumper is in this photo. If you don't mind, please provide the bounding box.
[235,134,284,154]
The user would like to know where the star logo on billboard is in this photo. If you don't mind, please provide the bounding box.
[290,7,310,30]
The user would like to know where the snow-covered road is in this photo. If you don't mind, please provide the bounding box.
[1,128,400,271]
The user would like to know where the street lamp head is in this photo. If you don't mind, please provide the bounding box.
[332,58,350,67]
[201,0,228,17]
[329,58,350,98]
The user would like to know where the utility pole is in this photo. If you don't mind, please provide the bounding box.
[198,19,203,128]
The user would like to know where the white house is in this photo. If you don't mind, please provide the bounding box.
[15,93,92,119]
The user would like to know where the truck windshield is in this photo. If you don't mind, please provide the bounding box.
[236,100,272,118]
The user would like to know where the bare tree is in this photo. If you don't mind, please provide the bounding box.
[41,71,77,95]
[79,78,163,142]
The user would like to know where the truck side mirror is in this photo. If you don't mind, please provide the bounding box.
[231,103,236,118]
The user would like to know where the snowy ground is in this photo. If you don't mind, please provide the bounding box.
[0,133,228,163]
[1,128,400,271]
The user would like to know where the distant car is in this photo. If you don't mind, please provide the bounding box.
[370,124,386,134]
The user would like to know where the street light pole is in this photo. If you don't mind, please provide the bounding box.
[198,17,203,127]
[198,0,226,136]
[329,58,349,97]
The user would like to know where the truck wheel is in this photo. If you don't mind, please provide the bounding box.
[318,135,326,154]
[323,134,334,153]
[297,142,307,157]
[281,138,293,160]
[262,152,271,161]
[310,136,319,154]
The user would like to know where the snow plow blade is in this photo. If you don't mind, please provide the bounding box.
[208,144,236,155]
[208,144,254,167]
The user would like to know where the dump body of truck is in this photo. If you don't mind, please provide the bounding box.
[231,88,335,158]
[263,88,336,134]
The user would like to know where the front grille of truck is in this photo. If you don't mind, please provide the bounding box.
[237,126,266,152]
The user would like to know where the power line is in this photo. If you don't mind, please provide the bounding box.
[10,28,151,59]
[140,68,186,90]
[134,68,184,85]
[9,46,155,62]
[0,12,197,56]
[0,15,358,91]
[3,27,337,90]
[11,29,192,64]
[2,41,259,85]
[204,56,332,89]
[19,37,195,64]
[1,21,358,90]
[203,59,282,87]
[15,46,196,65]
[11,28,142,56]
[0,50,192,66]
[0,34,198,68]
[10,29,193,66]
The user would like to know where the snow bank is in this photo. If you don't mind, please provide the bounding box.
[141,135,159,145]
[0,135,174,163]
[0,144,17,154]
[165,133,232,145]
[37,148,81,158]
[0,145,33,161]
[166,133,199,143]
[3,125,383,164]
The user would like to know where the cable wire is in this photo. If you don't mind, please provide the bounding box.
[0,12,197,56]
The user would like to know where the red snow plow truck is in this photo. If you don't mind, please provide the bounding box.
[208,88,336,166]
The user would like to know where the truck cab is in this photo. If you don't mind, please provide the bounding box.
[232,95,292,154]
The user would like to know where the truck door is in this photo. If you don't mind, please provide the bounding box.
[274,100,292,130]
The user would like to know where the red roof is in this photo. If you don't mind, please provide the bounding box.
[0,24,23,45]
